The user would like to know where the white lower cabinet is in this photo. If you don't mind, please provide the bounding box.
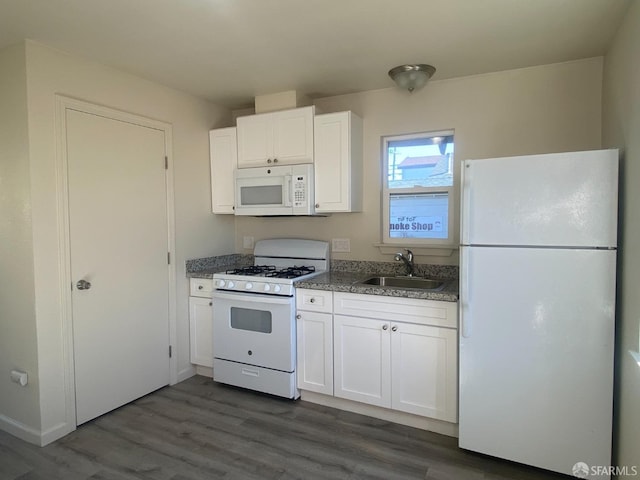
[189,278,214,368]
[296,289,333,395]
[390,321,458,421]
[333,314,390,407]
[297,289,458,424]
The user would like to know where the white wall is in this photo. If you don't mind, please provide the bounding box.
[235,58,603,263]
[21,40,234,443]
[0,43,41,440]
[602,0,640,468]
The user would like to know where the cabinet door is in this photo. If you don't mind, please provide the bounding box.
[334,314,391,408]
[314,111,362,212]
[209,128,237,214]
[271,106,314,165]
[236,113,271,168]
[391,322,457,422]
[296,310,333,395]
[189,296,213,367]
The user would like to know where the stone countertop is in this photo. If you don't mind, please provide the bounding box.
[186,255,459,302]
[295,271,459,302]
[186,253,253,279]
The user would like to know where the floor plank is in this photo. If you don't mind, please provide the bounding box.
[0,376,569,480]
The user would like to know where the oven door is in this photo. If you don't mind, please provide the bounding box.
[212,290,295,372]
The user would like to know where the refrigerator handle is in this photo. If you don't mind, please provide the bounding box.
[461,160,471,245]
[460,247,472,338]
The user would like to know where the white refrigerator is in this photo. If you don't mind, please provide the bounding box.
[459,149,618,478]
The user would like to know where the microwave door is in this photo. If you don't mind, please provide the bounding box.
[235,175,291,216]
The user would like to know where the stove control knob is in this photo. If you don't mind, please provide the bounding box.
[227,281,235,289]
[263,284,271,292]
[273,284,281,293]
[245,282,253,290]
[217,280,226,288]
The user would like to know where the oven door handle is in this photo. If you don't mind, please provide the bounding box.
[211,290,293,305]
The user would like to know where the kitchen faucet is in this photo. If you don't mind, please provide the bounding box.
[394,249,416,277]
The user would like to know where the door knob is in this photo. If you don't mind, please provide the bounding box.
[76,279,92,290]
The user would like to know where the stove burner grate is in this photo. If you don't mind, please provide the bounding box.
[224,264,316,279]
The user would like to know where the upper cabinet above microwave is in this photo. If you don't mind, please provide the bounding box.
[236,106,314,168]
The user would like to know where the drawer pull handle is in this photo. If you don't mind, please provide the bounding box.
[198,285,204,290]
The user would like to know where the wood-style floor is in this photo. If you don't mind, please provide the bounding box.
[0,375,568,480]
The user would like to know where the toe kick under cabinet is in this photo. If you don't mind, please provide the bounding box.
[296,289,458,423]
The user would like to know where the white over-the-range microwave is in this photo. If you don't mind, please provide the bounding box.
[234,164,315,216]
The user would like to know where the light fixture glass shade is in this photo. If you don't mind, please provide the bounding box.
[388,64,436,92]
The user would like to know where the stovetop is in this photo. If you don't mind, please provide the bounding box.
[212,239,330,296]
[224,265,316,279]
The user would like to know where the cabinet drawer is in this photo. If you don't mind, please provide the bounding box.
[190,278,215,297]
[296,289,333,313]
[334,292,457,329]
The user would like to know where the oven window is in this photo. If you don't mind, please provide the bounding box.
[240,185,282,206]
[230,307,272,333]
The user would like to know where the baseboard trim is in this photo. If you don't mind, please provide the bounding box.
[0,414,42,445]
[176,365,196,383]
[301,391,459,438]
[40,421,74,446]
[194,365,213,378]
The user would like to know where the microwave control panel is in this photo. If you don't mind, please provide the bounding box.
[293,175,307,207]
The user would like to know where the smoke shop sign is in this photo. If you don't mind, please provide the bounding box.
[390,216,443,234]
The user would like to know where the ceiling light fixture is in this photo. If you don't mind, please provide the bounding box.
[388,64,436,92]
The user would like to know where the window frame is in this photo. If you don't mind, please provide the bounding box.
[381,130,456,248]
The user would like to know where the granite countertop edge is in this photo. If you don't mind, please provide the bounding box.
[294,271,459,302]
[186,256,459,302]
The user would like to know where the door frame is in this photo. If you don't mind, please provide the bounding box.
[54,95,177,430]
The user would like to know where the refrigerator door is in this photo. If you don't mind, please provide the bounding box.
[459,246,615,477]
[461,149,618,248]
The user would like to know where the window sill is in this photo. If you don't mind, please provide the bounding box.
[374,243,458,257]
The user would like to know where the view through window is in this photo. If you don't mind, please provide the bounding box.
[383,131,454,243]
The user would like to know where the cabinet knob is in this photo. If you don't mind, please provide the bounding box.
[296,314,301,319]
[382,324,389,331]
[267,159,272,164]
[391,325,398,332]
[309,298,315,303]
[198,285,204,290]
[209,302,212,306]
[273,158,278,163]
[315,203,320,208]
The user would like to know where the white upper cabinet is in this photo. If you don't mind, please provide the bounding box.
[237,106,314,168]
[209,127,237,214]
[313,111,363,213]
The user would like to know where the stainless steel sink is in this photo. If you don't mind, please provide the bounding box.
[357,276,444,291]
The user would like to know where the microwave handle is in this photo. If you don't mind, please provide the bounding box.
[283,175,293,207]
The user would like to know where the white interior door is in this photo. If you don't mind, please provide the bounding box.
[66,108,170,425]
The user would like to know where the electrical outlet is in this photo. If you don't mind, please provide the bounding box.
[243,236,254,249]
[332,238,351,253]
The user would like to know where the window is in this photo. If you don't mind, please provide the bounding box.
[382,131,455,246]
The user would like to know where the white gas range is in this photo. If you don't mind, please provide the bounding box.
[211,239,329,399]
